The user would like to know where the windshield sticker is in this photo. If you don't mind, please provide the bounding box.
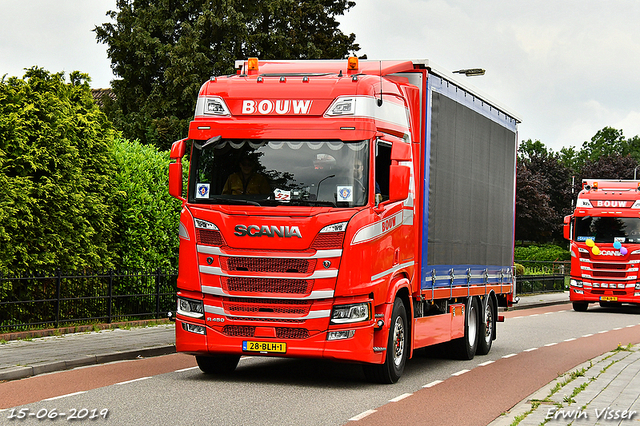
[196,183,210,199]
[615,237,626,243]
[576,236,594,242]
[337,186,353,202]
[274,188,291,202]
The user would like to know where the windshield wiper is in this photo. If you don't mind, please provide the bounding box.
[287,200,337,207]
[210,198,261,206]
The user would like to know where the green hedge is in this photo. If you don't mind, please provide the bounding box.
[0,68,117,277]
[111,138,182,271]
[514,244,570,262]
[0,68,182,289]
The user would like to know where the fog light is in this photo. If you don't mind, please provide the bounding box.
[574,289,584,294]
[182,322,206,335]
[635,292,640,297]
[327,330,355,341]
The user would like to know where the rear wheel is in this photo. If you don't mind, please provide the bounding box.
[449,297,479,360]
[196,354,240,375]
[363,297,408,384]
[573,302,588,312]
[476,296,495,356]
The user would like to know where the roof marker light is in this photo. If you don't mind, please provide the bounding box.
[347,57,359,71]
[248,57,259,71]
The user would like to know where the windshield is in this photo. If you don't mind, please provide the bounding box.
[188,138,370,207]
[574,216,640,244]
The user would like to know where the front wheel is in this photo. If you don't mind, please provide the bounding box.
[363,297,408,384]
[573,302,588,312]
[196,354,241,375]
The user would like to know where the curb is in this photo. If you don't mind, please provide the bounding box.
[0,345,176,382]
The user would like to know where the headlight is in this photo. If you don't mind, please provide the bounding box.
[319,222,348,233]
[177,297,204,319]
[331,302,371,324]
[570,279,583,288]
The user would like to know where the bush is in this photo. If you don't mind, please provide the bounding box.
[514,244,570,262]
[111,139,183,270]
[0,68,117,276]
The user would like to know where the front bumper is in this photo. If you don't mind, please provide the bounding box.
[175,317,385,364]
[570,286,640,304]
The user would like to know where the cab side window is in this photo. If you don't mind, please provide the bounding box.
[375,141,392,202]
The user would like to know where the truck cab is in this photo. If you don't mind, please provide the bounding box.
[565,179,640,311]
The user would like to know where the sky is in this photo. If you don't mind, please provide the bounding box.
[2,0,640,153]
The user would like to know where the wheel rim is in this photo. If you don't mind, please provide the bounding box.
[392,316,405,367]
[484,305,493,343]
[467,302,477,347]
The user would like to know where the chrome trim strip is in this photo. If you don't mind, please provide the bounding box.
[199,265,338,279]
[204,305,331,319]
[197,245,342,258]
[371,261,415,281]
[202,286,335,300]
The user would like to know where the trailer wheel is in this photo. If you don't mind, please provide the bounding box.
[476,296,495,356]
[573,302,588,312]
[449,297,479,360]
[196,354,240,375]
[363,297,407,384]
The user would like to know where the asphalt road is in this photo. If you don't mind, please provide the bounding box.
[1,303,639,425]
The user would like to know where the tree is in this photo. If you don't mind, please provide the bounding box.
[0,68,117,275]
[95,0,361,150]
[517,140,573,241]
[515,161,556,242]
[578,154,639,182]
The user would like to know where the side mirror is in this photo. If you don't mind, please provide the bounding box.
[390,141,411,161]
[170,138,187,159]
[563,215,572,240]
[169,139,187,201]
[388,165,410,202]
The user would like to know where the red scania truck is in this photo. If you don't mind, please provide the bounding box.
[565,179,640,312]
[168,58,519,383]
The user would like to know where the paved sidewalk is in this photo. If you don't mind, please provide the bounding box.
[0,325,176,382]
[490,344,640,426]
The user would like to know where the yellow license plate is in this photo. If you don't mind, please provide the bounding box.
[243,341,287,353]
[600,296,618,301]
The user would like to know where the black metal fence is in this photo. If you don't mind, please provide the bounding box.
[0,268,177,332]
[515,260,569,294]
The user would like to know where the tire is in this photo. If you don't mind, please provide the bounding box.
[449,297,479,360]
[476,296,495,356]
[196,354,240,375]
[363,297,408,384]
[573,302,588,312]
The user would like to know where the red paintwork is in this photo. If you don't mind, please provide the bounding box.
[170,59,512,368]
[566,179,640,305]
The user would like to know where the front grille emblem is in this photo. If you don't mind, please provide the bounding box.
[206,257,214,265]
[323,260,331,269]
